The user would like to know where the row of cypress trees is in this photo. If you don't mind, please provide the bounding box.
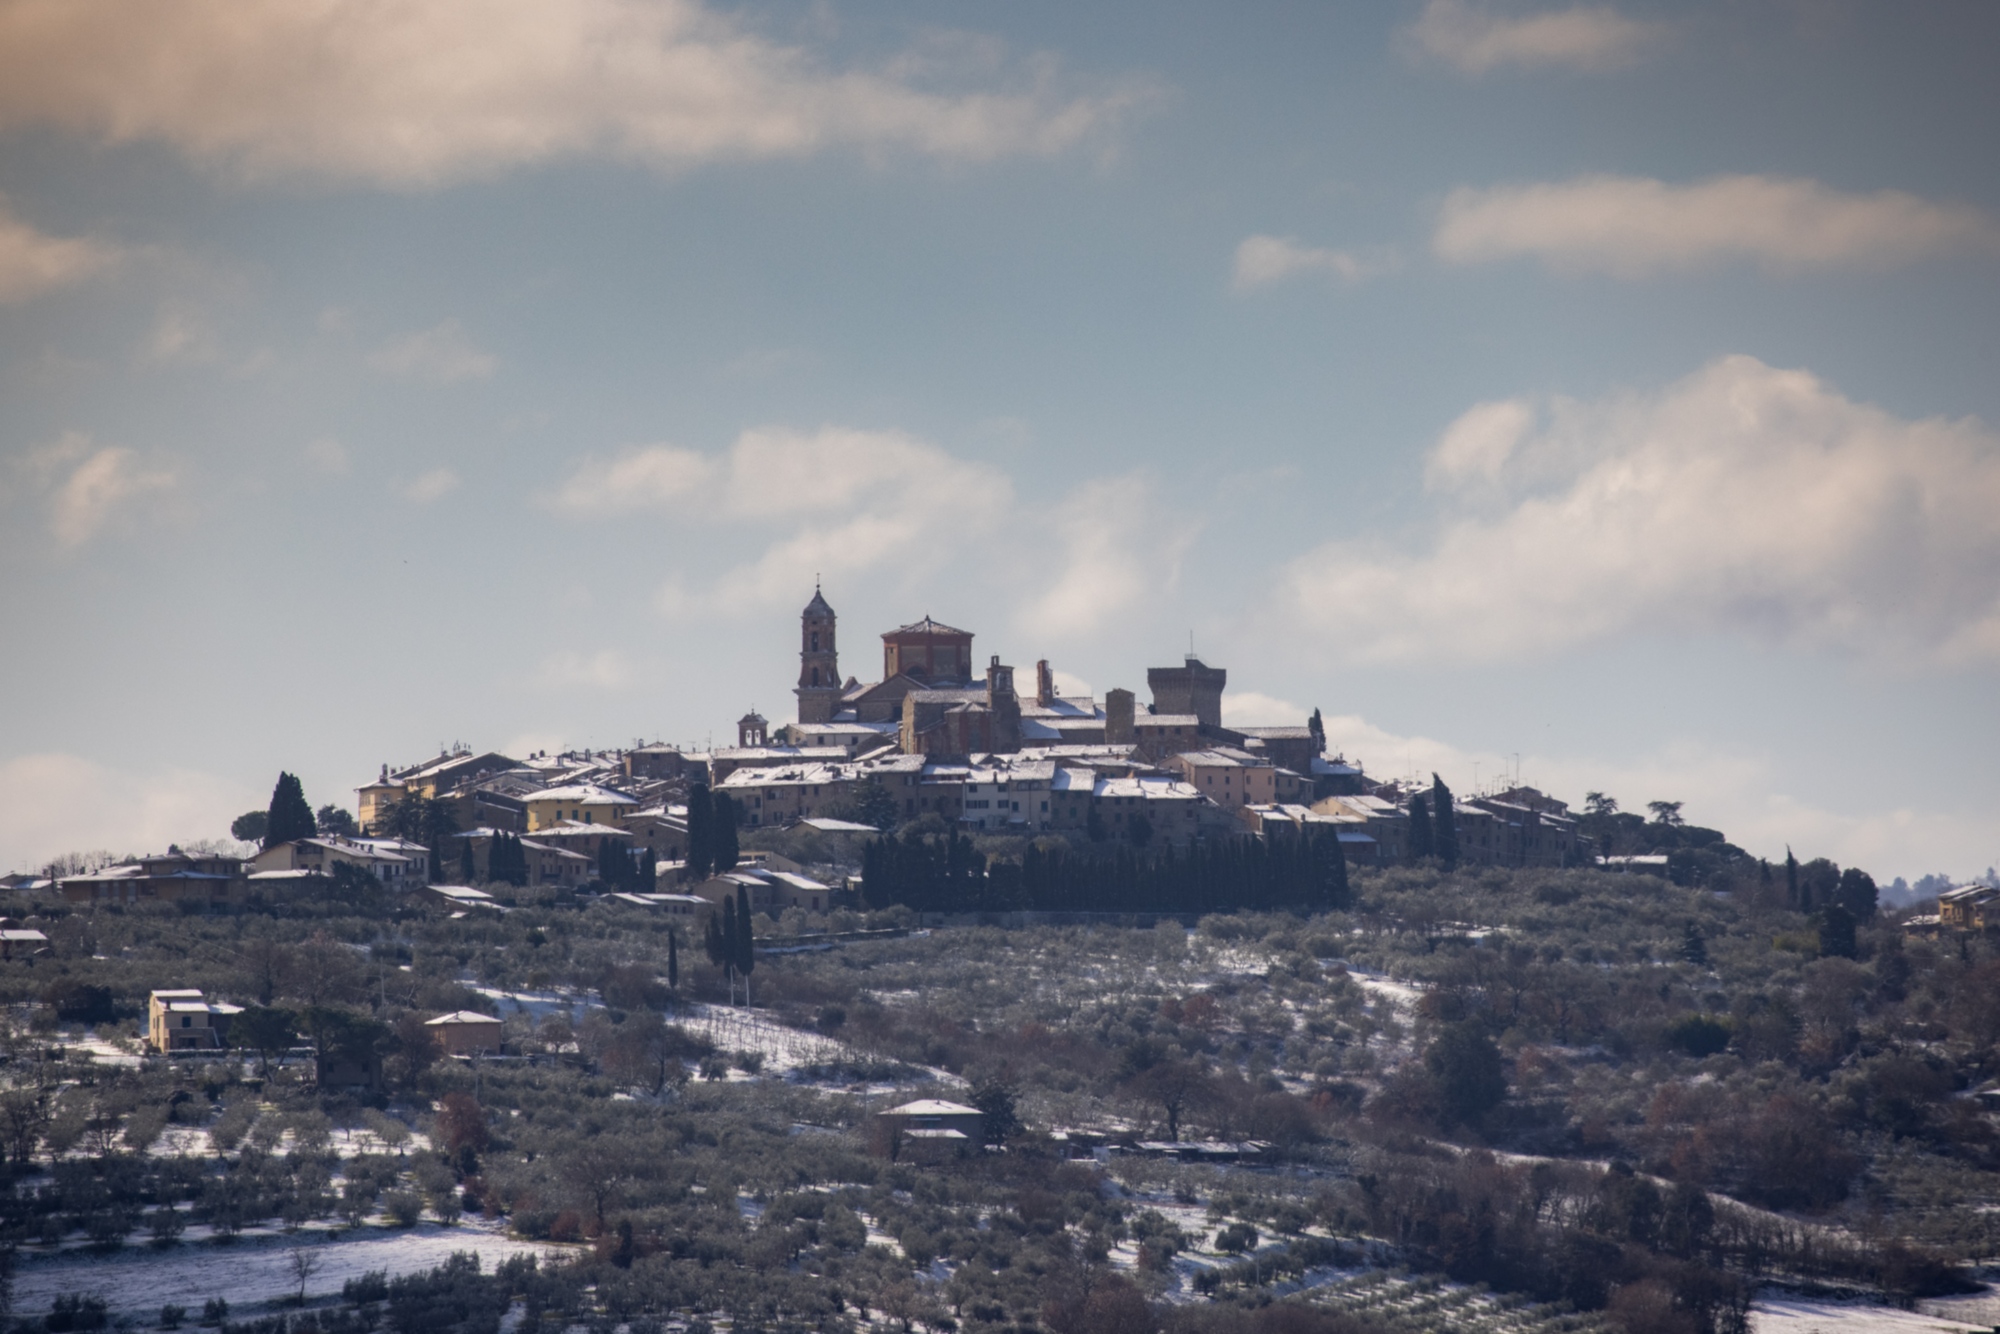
[684,783,741,880]
[860,828,1351,916]
[702,882,757,1003]
[1406,772,1460,869]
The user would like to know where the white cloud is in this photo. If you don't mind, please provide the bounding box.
[1230,235,1387,291]
[1280,355,2000,666]
[1435,174,2000,276]
[1017,474,1192,641]
[0,752,255,874]
[1220,691,1305,727]
[302,437,350,475]
[144,306,223,365]
[0,0,1144,187]
[547,445,714,516]
[1424,397,1535,488]
[1405,0,1661,74]
[1315,715,1993,883]
[16,431,178,547]
[551,426,1010,613]
[0,197,119,301]
[368,320,496,382]
[536,649,637,691]
[402,467,460,503]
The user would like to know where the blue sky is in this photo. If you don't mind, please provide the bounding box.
[1,0,1996,882]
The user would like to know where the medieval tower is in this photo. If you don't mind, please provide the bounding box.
[795,586,841,724]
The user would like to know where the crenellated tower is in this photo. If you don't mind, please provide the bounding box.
[796,585,841,724]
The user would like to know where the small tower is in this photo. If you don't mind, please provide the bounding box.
[737,711,768,748]
[796,585,841,724]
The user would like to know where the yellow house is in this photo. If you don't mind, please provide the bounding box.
[524,784,640,832]
[148,989,243,1053]
[426,1010,505,1056]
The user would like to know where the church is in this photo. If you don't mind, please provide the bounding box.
[786,586,1249,763]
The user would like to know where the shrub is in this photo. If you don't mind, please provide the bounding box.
[1665,1014,1732,1058]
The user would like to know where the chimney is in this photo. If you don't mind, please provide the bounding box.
[1036,659,1055,707]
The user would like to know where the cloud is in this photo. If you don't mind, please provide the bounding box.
[0,197,119,301]
[368,320,496,382]
[0,0,1145,187]
[1230,235,1388,291]
[1435,174,2000,276]
[1314,715,1992,883]
[536,649,636,690]
[1221,691,1305,727]
[15,431,178,547]
[0,752,255,874]
[1405,0,1661,74]
[553,426,1012,613]
[402,467,460,503]
[547,445,713,516]
[1017,474,1193,641]
[1279,355,2000,666]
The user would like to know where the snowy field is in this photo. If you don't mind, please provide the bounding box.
[14,1220,570,1318]
[1751,1295,1994,1333]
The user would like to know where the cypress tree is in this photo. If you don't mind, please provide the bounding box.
[1785,847,1800,909]
[642,848,658,887]
[714,795,740,875]
[719,899,739,1003]
[1681,921,1708,966]
[667,928,679,992]
[1308,707,1326,754]
[687,784,714,880]
[427,843,442,882]
[459,838,476,884]
[1408,793,1434,861]
[1431,774,1458,870]
[265,772,317,847]
[704,908,725,968]
[735,883,756,1004]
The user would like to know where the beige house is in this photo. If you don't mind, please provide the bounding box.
[148,989,242,1053]
[61,849,246,907]
[689,866,834,915]
[1169,748,1279,811]
[426,1010,505,1056]
[524,784,640,832]
[252,837,428,887]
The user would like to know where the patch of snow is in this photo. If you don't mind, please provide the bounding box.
[12,1220,572,1318]
[1751,1296,1990,1333]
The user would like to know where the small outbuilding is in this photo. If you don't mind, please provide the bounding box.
[426,1010,505,1056]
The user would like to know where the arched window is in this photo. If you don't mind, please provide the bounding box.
[811,667,820,685]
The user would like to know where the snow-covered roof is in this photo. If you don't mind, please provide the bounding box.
[886,1099,980,1117]
[528,784,638,805]
[800,817,879,833]
[426,1010,503,1027]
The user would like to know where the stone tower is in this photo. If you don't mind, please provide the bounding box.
[1147,656,1227,730]
[796,586,841,724]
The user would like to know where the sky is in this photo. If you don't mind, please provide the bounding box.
[0,0,1996,883]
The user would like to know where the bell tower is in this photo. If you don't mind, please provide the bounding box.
[796,584,841,724]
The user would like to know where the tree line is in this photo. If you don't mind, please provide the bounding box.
[860,828,1351,915]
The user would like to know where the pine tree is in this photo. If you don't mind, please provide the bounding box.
[687,784,714,881]
[714,795,740,875]
[1432,774,1458,870]
[265,773,317,847]
[459,839,476,884]
[1408,793,1434,861]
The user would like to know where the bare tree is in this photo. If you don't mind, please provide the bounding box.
[287,1244,322,1306]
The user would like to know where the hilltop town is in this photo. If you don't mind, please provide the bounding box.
[37,587,1676,914]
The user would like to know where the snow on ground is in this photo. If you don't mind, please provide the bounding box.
[470,986,594,1024]
[14,1220,571,1318]
[1342,969,1423,1015]
[1751,1295,1991,1333]
[72,1031,144,1067]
